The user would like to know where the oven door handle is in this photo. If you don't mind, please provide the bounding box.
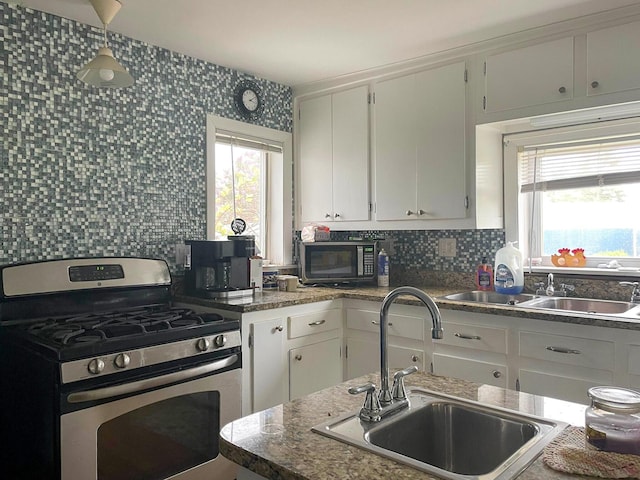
[67,354,238,404]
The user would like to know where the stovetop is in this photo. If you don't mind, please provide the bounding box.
[4,305,239,361]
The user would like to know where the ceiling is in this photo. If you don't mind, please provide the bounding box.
[16,0,640,87]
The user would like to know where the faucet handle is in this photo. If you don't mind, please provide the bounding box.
[391,366,418,401]
[348,382,381,422]
[558,283,575,297]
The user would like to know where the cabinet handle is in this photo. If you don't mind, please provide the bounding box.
[558,86,566,93]
[308,320,326,326]
[295,354,302,361]
[417,209,426,216]
[411,355,419,362]
[274,325,284,332]
[334,213,340,218]
[493,370,502,379]
[371,320,393,326]
[324,213,331,219]
[406,210,414,216]
[454,332,481,340]
[591,81,599,89]
[546,346,581,355]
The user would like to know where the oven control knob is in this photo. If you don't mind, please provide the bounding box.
[196,338,211,352]
[114,353,131,369]
[213,335,227,348]
[88,358,105,375]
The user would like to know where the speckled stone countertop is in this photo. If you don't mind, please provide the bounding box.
[174,285,640,331]
[220,371,591,480]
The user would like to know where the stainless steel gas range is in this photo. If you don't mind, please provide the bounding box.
[0,257,241,480]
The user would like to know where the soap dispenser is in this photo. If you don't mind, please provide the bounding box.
[476,257,493,291]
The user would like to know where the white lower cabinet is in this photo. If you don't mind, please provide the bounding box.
[251,316,288,412]
[344,302,425,381]
[245,300,343,414]
[432,311,508,388]
[289,337,342,400]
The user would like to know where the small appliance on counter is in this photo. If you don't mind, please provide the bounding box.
[298,241,377,285]
[184,237,256,298]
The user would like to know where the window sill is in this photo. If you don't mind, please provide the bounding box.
[526,265,640,277]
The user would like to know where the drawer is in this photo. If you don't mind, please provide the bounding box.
[433,353,507,388]
[288,309,342,339]
[438,321,507,354]
[519,369,612,405]
[346,308,424,340]
[519,330,614,371]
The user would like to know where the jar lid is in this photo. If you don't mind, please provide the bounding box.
[588,386,640,412]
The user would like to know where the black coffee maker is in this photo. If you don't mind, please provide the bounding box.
[184,236,255,299]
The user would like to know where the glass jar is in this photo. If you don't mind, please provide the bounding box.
[585,386,640,455]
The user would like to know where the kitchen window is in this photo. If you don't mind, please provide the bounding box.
[504,117,640,269]
[206,116,293,266]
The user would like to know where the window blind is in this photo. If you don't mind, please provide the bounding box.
[215,129,283,154]
[519,136,640,193]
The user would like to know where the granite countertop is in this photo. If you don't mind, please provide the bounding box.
[174,285,640,331]
[220,371,591,480]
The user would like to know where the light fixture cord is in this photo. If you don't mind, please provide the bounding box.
[102,23,108,47]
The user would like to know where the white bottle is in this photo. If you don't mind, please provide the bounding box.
[377,249,389,287]
[494,242,524,294]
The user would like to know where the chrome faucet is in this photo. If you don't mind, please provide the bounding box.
[545,273,555,296]
[349,286,444,421]
[620,281,640,303]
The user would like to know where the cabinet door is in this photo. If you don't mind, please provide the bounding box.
[345,336,423,380]
[299,95,333,223]
[415,61,466,220]
[332,86,370,221]
[251,318,287,412]
[373,73,417,220]
[484,37,573,112]
[433,353,506,388]
[587,21,640,96]
[289,337,342,400]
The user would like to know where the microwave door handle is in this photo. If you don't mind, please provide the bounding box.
[66,354,238,404]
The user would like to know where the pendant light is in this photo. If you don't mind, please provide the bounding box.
[77,0,134,88]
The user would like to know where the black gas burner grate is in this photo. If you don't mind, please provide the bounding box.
[25,306,225,346]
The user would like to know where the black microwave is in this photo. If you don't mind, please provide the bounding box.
[298,241,377,285]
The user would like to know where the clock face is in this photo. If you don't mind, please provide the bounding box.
[242,89,259,112]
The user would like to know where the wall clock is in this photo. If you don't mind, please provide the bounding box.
[234,81,264,120]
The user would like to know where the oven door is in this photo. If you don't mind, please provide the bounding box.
[60,355,241,480]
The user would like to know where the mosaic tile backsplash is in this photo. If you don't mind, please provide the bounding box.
[1,4,292,269]
[296,229,506,273]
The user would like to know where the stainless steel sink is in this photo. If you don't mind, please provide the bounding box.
[523,296,637,315]
[312,389,567,480]
[442,290,536,306]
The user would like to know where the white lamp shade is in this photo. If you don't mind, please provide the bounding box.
[77,46,134,88]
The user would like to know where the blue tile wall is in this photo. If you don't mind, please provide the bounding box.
[1,4,292,269]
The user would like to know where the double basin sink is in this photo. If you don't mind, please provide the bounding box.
[442,290,640,318]
[313,389,567,480]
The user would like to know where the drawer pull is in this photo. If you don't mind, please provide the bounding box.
[308,320,326,326]
[493,370,502,379]
[411,355,419,362]
[295,354,302,361]
[274,325,284,332]
[546,346,581,355]
[371,320,393,326]
[454,333,481,340]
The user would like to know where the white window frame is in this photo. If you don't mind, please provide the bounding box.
[504,117,640,274]
[206,115,293,266]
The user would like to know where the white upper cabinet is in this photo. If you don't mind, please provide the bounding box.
[373,61,467,221]
[484,37,574,113]
[298,86,369,224]
[586,21,640,97]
